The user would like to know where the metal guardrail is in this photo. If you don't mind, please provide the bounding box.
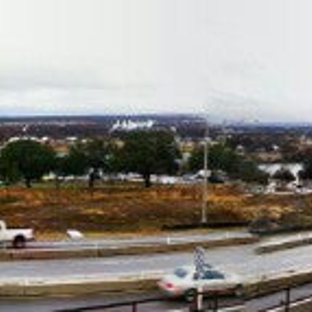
[55,284,312,312]
[54,292,242,312]
[55,296,166,312]
[258,285,312,312]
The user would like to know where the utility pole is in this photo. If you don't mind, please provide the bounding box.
[201,118,209,224]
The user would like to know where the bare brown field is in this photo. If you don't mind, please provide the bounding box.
[0,183,310,236]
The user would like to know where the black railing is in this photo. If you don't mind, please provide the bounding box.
[55,284,312,312]
[55,291,243,312]
[258,285,312,312]
[55,296,166,312]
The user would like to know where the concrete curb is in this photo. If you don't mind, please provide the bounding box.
[0,236,258,261]
[244,269,312,298]
[0,274,160,297]
[219,306,245,312]
[256,236,312,254]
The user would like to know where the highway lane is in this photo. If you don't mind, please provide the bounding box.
[1,242,312,283]
[2,233,312,311]
[0,244,253,282]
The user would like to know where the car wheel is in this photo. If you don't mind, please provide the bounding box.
[13,236,26,249]
[234,284,243,297]
[184,288,197,303]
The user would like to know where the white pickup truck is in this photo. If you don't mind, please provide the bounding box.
[0,220,34,248]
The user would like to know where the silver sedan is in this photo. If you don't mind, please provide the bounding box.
[158,265,242,302]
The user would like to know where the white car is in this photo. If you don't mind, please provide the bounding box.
[158,265,242,301]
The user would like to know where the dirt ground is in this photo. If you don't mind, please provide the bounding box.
[0,182,309,237]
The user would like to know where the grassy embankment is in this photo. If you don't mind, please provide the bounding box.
[0,182,311,238]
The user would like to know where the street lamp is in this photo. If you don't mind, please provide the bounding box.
[201,117,209,224]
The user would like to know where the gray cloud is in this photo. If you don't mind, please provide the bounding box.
[0,0,310,121]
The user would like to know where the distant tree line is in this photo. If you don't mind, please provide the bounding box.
[0,131,179,188]
[188,143,269,185]
[1,130,299,188]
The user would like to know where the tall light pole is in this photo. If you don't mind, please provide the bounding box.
[201,117,209,224]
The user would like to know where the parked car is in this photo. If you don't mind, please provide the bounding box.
[158,265,242,302]
[0,220,34,248]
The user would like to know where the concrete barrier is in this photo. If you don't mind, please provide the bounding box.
[0,273,161,296]
[244,269,312,298]
[0,267,312,298]
[219,306,245,312]
[256,236,312,254]
[0,236,258,261]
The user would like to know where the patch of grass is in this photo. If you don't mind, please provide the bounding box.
[0,195,20,204]
[0,182,306,234]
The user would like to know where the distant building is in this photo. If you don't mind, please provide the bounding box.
[110,119,155,132]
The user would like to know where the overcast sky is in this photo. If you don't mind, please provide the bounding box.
[0,0,311,121]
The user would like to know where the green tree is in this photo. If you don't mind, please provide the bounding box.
[55,143,88,180]
[188,144,242,175]
[0,159,20,185]
[0,140,56,187]
[234,160,269,184]
[188,144,268,184]
[56,139,116,188]
[299,149,312,181]
[273,167,296,184]
[118,130,179,187]
[83,139,114,188]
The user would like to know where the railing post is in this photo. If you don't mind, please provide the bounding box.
[132,301,137,312]
[189,289,203,312]
[212,295,218,312]
[197,286,203,311]
[189,290,197,312]
[285,287,291,312]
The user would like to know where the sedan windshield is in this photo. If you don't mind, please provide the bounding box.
[202,270,225,280]
[174,267,189,278]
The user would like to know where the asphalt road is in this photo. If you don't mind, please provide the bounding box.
[1,241,312,283]
[0,244,257,282]
[2,231,312,311]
